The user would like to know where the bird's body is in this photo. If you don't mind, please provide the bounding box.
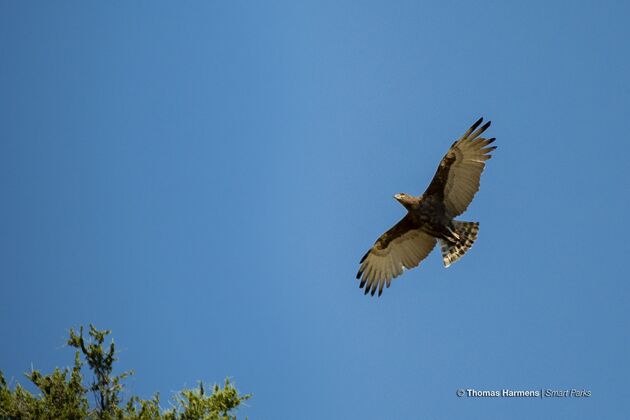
[410,195,455,240]
[357,118,497,296]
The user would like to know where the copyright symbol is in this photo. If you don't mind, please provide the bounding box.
[456,389,465,397]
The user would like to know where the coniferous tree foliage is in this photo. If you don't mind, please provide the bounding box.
[0,325,251,419]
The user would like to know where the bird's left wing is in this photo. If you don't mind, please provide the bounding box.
[357,215,437,296]
[423,118,497,217]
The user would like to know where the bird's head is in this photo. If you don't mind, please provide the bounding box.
[394,193,415,209]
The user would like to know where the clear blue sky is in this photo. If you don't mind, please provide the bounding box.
[1,1,629,419]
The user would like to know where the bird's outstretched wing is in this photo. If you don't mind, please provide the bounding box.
[356,215,437,296]
[423,118,496,217]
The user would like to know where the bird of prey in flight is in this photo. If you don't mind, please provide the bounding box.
[356,118,497,296]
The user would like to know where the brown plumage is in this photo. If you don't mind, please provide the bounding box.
[357,118,496,296]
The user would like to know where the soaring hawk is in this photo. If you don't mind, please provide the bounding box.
[356,118,497,296]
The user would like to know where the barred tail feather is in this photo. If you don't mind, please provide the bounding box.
[439,221,479,268]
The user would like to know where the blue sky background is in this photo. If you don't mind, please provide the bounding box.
[1,1,629,419]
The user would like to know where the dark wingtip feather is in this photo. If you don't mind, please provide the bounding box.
[378,288,383,297]
[363,286,370,295]
[359,278,367,288]
[479,120,491,133]
[370,287,376,296]
[470,117,483,131]
[359,249,371,264]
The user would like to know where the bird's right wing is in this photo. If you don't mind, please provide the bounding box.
[357,215,437,296]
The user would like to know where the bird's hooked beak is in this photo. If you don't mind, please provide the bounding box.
[394,193,415,210]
